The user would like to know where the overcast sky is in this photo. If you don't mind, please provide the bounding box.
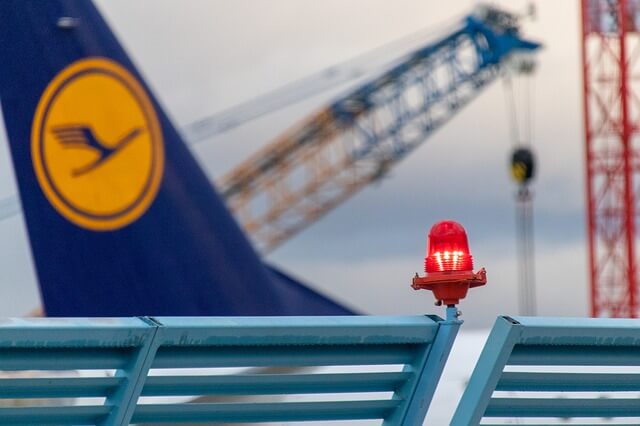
[0,0,587,329]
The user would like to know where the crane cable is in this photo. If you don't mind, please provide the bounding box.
[503,60,537,317]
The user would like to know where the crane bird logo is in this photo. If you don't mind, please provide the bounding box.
[50,125,143,177]
[31,58,164,231]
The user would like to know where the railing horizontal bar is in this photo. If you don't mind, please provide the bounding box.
[154,316,439,345]
[0,405,111,424]
[132,400,400,423]
[0,376,123,398]
[497,372,640,392]
[0,347,134,370]
[142,372,412,396]
[152,344,420,368]
[485,397,640,418]
[508,345,640,366]
[0,318,151,348]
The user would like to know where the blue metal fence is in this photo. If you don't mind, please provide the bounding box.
[451,316,640,425]
[0,314,460,425]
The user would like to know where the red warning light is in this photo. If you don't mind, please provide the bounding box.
[412,220,486,306]
[424,221,473,273]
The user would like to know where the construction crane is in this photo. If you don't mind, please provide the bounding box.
[582,0,640,317]
[215,6,540,252]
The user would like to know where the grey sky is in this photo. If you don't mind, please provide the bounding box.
[0,0,588,327]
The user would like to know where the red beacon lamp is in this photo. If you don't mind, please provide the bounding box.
[412,220,486,312]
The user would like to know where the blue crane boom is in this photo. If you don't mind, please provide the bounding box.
[220,7,540,252]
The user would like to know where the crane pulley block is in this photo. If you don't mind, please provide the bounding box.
[510,147,536,186]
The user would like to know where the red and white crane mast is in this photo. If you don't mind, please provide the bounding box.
[582,0,640,317]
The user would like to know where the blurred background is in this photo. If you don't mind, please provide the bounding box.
[0,0,588,326]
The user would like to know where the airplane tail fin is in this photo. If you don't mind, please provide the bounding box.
[0,1,352,316]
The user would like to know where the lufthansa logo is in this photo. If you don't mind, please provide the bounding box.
[31,58,164,231]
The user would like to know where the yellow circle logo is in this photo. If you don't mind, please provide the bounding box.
[31,58,164,231]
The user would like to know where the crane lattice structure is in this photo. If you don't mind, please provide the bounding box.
[219,8,540,252]
[582,0,640,317]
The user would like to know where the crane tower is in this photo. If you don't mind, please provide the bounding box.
[582,0,640,317]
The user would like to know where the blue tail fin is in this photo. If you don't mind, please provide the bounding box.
[0,1,352,316]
